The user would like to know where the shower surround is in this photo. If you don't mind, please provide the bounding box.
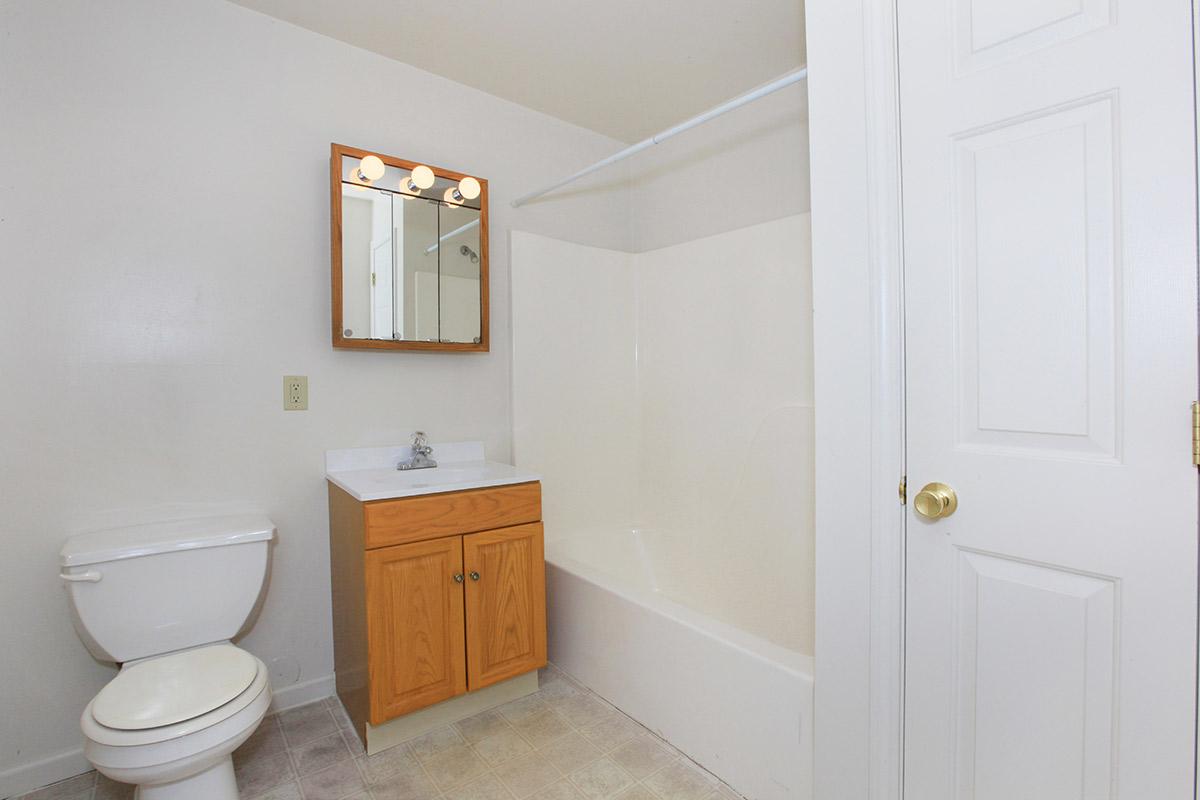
[511,214,814,800]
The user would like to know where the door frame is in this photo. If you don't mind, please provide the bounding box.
[808,0,905,798]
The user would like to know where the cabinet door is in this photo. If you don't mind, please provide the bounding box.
[463,523,547,690]
[365,537,466,723]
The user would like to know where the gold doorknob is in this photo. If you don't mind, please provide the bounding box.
[913,482,957,519]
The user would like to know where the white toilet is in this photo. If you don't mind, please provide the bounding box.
[59,514,276,800]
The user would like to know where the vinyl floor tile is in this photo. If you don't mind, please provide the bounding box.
[14,668,744,800]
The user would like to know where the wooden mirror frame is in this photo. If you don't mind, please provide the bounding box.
[330,143,489,352]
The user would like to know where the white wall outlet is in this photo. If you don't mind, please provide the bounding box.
[283,375,308,411]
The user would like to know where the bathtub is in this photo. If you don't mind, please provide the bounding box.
[545,528,814,800]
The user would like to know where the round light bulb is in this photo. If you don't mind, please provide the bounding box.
[457,176,481,200]
[443,188,463,206]
[412,165,436,190]
[359,155,385,181]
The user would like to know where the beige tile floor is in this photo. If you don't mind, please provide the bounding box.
[15,665,743,800]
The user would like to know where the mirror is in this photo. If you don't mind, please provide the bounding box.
[331,144,488,351]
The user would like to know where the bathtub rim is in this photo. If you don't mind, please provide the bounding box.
[545,547,815,679]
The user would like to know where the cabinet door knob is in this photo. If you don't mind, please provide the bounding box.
[469,571,481,581]
[453,573,464,583]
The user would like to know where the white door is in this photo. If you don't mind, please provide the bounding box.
[899,3,1199,798]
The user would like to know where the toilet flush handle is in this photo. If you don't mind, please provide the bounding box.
[59,570,102,583]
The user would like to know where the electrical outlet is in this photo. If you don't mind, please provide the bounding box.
[283,376,308,411]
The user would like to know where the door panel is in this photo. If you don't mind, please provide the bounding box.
[463,523,547,690]
[954,0,1111,72]
[954,96,1117,459]
[899,1,1198,797]
[365,537,466,723]
[953,550,1116,799]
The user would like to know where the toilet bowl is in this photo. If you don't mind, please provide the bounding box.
[60,514,276,800]
[81,643,270,799]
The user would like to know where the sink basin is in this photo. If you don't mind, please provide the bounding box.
[393,466,484,488]
[326,460,540,502]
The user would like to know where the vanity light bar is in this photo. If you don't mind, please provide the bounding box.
[349,157,482,207]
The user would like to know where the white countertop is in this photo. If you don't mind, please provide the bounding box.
[325,442,540,502]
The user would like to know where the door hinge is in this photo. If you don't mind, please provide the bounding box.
[898,475,907,505]
[1192,402,1200,466]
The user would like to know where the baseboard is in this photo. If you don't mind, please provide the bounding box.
[269,672,336,713]
[0,673,337,799]
[0,745,91,800]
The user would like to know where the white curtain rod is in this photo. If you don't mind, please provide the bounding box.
[424,218,481,255]
[511,66,808,208]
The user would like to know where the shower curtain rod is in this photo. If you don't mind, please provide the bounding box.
[424,218,481,255]
[510,66,808,208]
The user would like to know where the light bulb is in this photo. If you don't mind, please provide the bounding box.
[359,155,385,181]
[401,165,437,194]
[412,165,435,190]
[443,188,463,206]
[457,176,481,200]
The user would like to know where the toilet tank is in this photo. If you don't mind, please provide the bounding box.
[59,514,275,663]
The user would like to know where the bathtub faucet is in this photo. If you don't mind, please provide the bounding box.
[398,431,438,470]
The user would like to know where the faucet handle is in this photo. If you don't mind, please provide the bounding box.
[411,431,431,454]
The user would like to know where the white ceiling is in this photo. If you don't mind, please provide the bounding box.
[228,0,806,142]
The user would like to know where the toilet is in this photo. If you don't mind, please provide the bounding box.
[59,514,276,800]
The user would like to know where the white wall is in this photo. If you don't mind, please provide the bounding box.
[511,214,815,654]
[0,0,633,794]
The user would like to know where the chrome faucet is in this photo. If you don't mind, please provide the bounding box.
[397,431,437,470]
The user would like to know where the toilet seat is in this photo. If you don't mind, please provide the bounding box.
[83,645,268,747]
[93,644,258,730]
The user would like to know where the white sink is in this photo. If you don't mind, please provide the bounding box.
[397,466,480,483]
[325,443,540,501]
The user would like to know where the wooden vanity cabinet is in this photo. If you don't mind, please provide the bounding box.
[329,481,546,735]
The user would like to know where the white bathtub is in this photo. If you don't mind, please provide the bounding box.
[545,528,814,800]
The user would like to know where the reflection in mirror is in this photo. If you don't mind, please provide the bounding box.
[340,185,438,340]
[332,145,488,351]
[432,205,482,344]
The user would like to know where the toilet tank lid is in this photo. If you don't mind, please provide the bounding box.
[60,514,276,567]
